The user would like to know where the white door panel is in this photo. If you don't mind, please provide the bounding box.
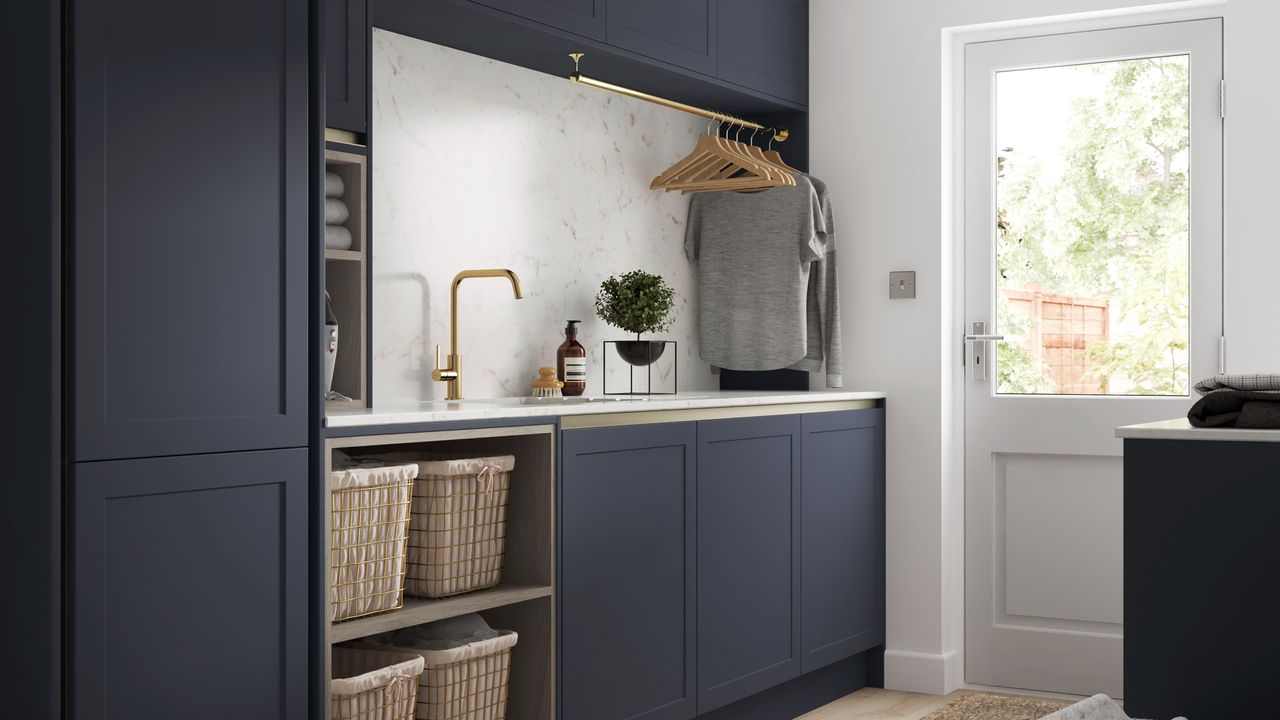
[964,19,1222,696]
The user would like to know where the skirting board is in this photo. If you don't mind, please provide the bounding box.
[884,649,961,695]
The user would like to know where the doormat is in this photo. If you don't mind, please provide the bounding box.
[921,693,1070,720]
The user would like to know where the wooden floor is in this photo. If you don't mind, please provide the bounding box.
[799,688,1030,720]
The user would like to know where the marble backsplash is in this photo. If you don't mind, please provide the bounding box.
[371,29,716,402]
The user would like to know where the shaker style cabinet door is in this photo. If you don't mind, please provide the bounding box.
[716,0,808,105]
[695,414,802,713]
[326,0,369,132]
[472,0,605,40]
[605,0,716,75]
[70,449,308,720]
[800,408,885,672]
[69,0,309,461]
[560,422,697,720]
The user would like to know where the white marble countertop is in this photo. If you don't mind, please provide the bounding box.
[1116,417,1280,442]
[327,390,886,428]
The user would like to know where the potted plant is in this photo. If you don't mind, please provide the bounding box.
[594,270,676,366]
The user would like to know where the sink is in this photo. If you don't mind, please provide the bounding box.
[518,396,634,405]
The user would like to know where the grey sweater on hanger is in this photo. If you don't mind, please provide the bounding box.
[685,177,840,381]
[788,174,843,387]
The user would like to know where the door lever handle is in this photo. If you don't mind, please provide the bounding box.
[965,322,1001,381]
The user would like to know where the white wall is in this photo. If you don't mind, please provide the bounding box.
[811,0,1280,694]
[371,30,716,402]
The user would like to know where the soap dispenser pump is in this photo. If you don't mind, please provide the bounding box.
[557,320,587,396]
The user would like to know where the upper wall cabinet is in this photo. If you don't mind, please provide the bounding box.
[70,0,310,461]
[327,0,368,132]
[717,0,808,105]
[474,0,605,40]
[606,0,716,76]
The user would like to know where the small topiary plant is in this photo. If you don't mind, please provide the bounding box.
[594,270,676,337]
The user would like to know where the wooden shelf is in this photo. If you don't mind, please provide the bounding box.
[329,584,553,644]
[324,249,362,262]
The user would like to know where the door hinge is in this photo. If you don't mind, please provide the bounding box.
[1220,79,1226,119]
[1219,336,1226,374]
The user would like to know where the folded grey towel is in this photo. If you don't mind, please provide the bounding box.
[324,171,345,198]
[383,613,499,651]
[325,197,350,225]
[1189,389,1280,428]
[325,225,352,250]
[1194,373,1280,396]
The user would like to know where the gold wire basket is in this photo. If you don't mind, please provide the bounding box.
[405,455,514,599]
[392,630,518,720]
[330,464,417,622]
[330,647,425,720]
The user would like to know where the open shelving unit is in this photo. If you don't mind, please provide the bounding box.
[324,144,368,411]
[324,424,556,720]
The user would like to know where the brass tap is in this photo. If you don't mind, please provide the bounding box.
[431,269,524,400]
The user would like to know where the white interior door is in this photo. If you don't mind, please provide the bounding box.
[964,20,1222,696]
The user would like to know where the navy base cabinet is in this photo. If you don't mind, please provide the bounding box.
[1124,438,1280,720]
[70,449,308,719]
[801,409,885,671]
[560,422,697,720]
[560,407,884,720]
[696,415,801,713]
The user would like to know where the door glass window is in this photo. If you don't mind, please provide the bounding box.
[995,56,1190,396]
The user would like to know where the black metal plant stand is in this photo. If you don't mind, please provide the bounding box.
[602,339,677,395]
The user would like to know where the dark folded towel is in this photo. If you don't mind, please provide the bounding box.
[1188,390,1280,429]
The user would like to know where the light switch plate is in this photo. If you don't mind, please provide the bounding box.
[889,271,916,299]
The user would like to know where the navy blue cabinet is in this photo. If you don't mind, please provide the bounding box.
[326,0,369,132]
[69,0,310,461]
[695,415,801,713]
[800,409,885,672]
[606,0,717,76]
[560,407,883,718]
[70,449,308,720]
[474,0,605,40]
[717,0,808,105]
[560,422,697,720]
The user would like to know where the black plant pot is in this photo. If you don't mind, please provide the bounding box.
[614,340,667,367]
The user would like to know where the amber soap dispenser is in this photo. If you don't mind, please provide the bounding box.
[557,320,587,396]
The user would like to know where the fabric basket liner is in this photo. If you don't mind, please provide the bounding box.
[331,651,425,696]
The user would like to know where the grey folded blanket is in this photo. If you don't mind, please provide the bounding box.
[1194,373,1280,395]
[1188,389,1280,428]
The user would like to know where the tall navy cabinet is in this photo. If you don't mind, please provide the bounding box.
[560,422,698,720]
[66,0,313,717]
[70,0,310,462]
[696,415,802,713]
[326,0,368,133]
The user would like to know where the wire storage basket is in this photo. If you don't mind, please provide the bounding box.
[330,463,418,622]
[354,452,515,599]
[393,630,518,720]
[330,647,425,720]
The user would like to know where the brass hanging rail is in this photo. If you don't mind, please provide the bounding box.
[568,53,788,142]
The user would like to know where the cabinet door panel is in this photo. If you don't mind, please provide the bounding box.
[70,449,308,720]
[326,0,368,132]
[474,0,605,40]
[696,414,801,713]
[606,0,715,75]
[70,0,309,460]
[561,422,696,720]
[717,0,808,105]
[801,409,885,672]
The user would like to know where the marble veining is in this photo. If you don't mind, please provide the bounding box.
[372,30,715,403]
